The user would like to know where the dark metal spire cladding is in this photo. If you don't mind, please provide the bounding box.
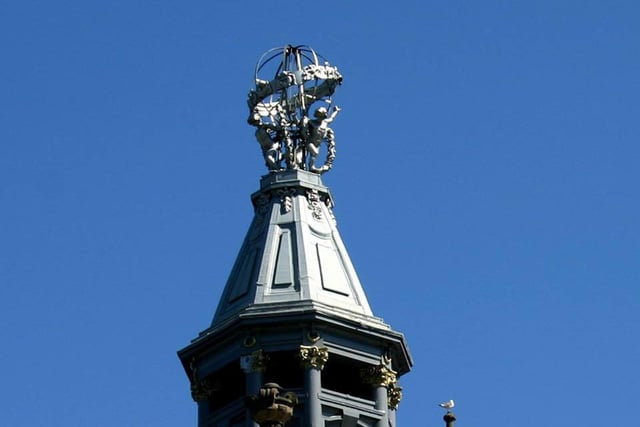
[210,169,380,330]
[248,45,342,174]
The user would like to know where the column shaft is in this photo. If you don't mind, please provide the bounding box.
[305,367,323,427]
[374,385,389,427]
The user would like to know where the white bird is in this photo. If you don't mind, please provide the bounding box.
[438,399,455,410]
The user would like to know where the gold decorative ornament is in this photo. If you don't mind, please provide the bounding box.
[387,382,403,409]
[299,345,329,369]
[360,363,397,388]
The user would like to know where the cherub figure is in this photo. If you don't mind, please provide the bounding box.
[300,106,340,173]
[250,108,284,171]
[255,126,282,170]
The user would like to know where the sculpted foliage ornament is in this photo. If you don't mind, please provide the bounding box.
[387,382,403,409]
[306,189,324,220]
[361,363,398,388]
[190,377,216,402]
[189,358,217,402]
[248,45,343,174]
[299,345,329,369]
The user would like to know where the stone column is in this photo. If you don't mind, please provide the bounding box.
[361,363,397,427]
[299,345,329,427]
[241,350,268,427]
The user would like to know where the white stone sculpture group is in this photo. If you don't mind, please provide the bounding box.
[247,45,343,174]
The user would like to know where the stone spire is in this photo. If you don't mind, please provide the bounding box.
[178,45,412,427]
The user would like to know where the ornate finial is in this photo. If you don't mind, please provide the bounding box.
[248,45,343,175]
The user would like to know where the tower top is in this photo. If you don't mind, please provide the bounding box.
[178,46,413,427]
[248,45,343,174]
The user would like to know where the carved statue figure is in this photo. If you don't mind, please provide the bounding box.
[255,127,282,170]
[250,110,283,171]
[300,106,340,173]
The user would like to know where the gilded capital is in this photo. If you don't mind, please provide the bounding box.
[299,345,329,370]
[241,349,269,373]
[360,364,397,388]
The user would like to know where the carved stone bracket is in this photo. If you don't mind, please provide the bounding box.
[387,382,403,409]
[306,189,323,221]
[276,187,297,213]
[299,345,329,370]
[189,357,214,402]
[245,383,299,427]
[190,376,217,402]
[360,364,397,388]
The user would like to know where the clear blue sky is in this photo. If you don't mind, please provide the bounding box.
[1,1,639,426]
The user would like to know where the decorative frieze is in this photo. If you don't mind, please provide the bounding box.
[252,185,333,223]
[299,345,329,370]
